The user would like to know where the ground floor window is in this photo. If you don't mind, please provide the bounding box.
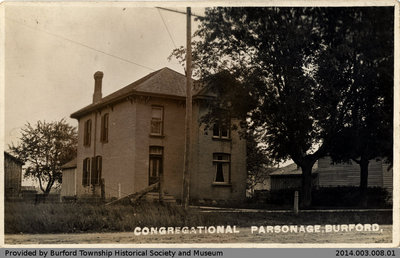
[82,156,102,186]
[213,153,230,183]
[149,146,163,185]
[82,158,91,186]
[91,156,102,185]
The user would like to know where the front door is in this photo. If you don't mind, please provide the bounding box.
[149,146,163,185]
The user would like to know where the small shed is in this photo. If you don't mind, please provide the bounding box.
[61,158,77,197]
[269,158,392,192]
[269,163,318,191]
[4,152,23,198]
[317,156,393,199]
[317,157,392,188]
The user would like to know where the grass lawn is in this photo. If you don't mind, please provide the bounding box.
[5,201,392,234]
[5,225,393,244]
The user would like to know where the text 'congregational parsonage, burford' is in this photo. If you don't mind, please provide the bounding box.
[134,225,240,235]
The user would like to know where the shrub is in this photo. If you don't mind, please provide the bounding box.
[311,187,391,208]
[263,187,391,208]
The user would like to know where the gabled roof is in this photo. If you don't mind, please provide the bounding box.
[269,162,318,176]
[71,67,203,119]
[61,158,77,169]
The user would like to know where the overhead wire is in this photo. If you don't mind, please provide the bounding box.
[6,9,204,72]
[157,8,178,49]
[6,17,156,72]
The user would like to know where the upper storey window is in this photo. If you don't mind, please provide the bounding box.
[84,119,92,146]
[100,113,109,143]
[212,123,230,139]
[151,106,163,136]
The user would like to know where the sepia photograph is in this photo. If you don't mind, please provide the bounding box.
[1,2,397,247]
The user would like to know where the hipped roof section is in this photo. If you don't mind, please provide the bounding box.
[71,67,206,119]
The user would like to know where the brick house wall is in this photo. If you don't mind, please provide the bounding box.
[190,101,246,201]
[72,68,247,202]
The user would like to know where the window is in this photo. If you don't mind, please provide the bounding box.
[149,146,163,185]
[84,119,92,146]
[82,158,91,186]
[213,153,231,183]
[91,156,102,185]
[212,123,230,139]
[151,106,163,135]
[83,156,101,186]
[101,113,109,143]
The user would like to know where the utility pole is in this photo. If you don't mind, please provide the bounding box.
[182,7,192,209]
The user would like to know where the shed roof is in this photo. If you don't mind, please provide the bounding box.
[61,158,77,169]
[71,67,203,118]
[269,162,318,176]
[4,151,24,165]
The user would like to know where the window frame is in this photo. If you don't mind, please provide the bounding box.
[149,146,163,185]
[212,153,231,185]
[82,158,91,186]
[91,156,102,186]
[150,106,164,136]
[212,123,230,140]
[83,119,92,147]
[100,113,109,143]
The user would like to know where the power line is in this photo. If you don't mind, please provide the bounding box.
[156,7,204,19]
[157,8,178,49]
[6,17,156,72]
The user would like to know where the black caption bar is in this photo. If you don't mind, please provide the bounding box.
[1,248,399,258]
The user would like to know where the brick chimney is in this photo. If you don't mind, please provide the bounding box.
[93,71,103,103]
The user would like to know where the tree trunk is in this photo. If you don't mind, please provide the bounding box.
[44,177,54,195]
[359,158,369,208]
[301,163,314,208]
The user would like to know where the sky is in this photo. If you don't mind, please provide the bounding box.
[4,3,204,148]
[3,3,397,188]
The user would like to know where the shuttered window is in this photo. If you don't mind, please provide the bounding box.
[84,119,92,146]
[82,158,91,186]
[101,113,109,143]
[83,156,102,186]
[91,156,102,185]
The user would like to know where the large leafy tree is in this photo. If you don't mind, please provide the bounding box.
[173,7,345,207]
[195,71,272,195]
[173,7,392,207]
[320,8,394,206]
[9,119,77,194]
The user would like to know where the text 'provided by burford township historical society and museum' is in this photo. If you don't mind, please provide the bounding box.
[4,249,224,258]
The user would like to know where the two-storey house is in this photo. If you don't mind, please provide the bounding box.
[69,68,246,202]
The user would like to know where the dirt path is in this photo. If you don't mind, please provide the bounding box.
[5,225,392,244]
